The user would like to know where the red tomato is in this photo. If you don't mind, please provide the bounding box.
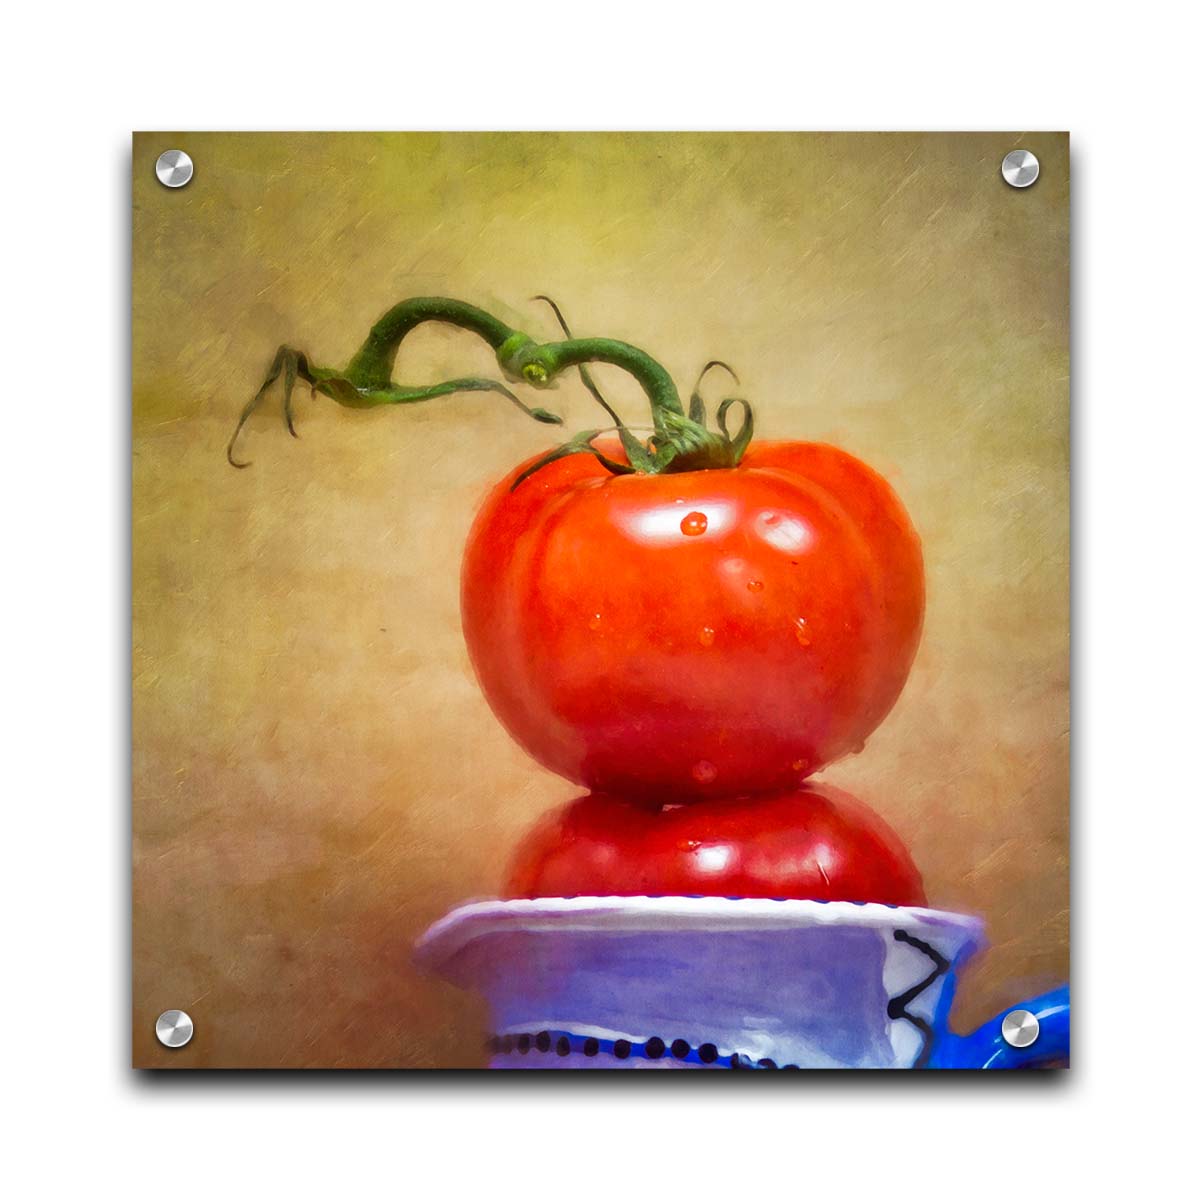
[461,439,923,801]
[504,785,927,906]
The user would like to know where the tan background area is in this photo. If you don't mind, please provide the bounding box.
[132,132,1069,1068]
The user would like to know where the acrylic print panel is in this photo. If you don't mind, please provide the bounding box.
[132,132,1069,1069]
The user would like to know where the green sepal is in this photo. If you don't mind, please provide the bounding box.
[688,360,738,429]
[653,408,734,471]
[716,396,754,464]
[510,430,637,490]
[316,375,563,425]
[618,426,655,472]
[281,350,306,437]
[227,345,316,467]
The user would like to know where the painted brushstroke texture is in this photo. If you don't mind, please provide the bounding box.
[132,132,1069,1068]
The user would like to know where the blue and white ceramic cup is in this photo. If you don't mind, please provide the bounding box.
[416,896,1069,1069]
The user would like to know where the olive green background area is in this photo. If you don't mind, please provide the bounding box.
[132,132,1069,1069]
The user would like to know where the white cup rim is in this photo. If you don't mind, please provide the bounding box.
[416,895,986,977]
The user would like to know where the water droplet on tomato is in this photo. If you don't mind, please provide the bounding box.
[588,612,603,631]
[691,760,718,785]
[794,617,812,647]
[680,511,708,536]
[698,625,716,647]
[747,579,764,593]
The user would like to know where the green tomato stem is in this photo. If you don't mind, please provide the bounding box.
[228,295,753,480]
[347,298,684,434]
[345,297,519,389]
[529,338,684,431]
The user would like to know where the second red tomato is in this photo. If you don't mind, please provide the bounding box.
[504,785,927,907]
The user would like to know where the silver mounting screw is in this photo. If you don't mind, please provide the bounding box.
[1001,149,1039,189]
[155,149,194,189]
[1001,1008,1040,1049]
[155,1009,194,1049]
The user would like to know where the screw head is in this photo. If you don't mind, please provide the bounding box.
[155,149,194,189]
[1001,149,1039,189]
[155,1009,194,1049]
[1001,1008,1040,1049]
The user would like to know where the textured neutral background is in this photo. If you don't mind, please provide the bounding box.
[132,132,1069,1068]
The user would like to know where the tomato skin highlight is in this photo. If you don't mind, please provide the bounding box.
[460,440,924,802]
[504,785,927,907]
